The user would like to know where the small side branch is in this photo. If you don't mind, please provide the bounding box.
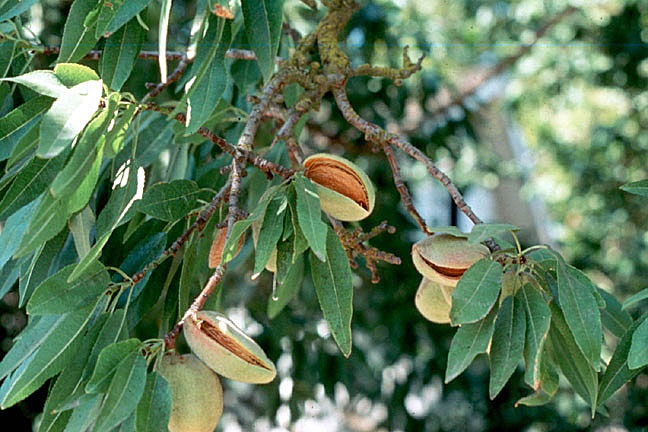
[383,144,431,235]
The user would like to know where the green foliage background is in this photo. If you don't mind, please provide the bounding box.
[0,0,647,431]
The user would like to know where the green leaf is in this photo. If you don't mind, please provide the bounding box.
[598,288,633,338]
[221,186,280,263]
[49,102,111,198]
[548,302,598,413]
[93,351,147,432]
[57,0,102,63]
[294,174,327,261]
[0,70,68,98]
[95,0,152,37]
[15,193,68,258]
[0,199,38,271]
[620,179,648,196]
[468,223,518,244]
[0,95,52,155]
[0,0,38,21]
[445,305,498,383]
[515,390,554,407]
[104,103,136,157]
[100,19,145,91]
[115,112,175,169]
[241,0,284,82]
[622,287,648,310]
[0,147,69,220]
[184,16,232,134]
[518,284,551,389]
[0,306,94,408]
[69,205,96,259]
[63,394,103,432]
[253,195,287,276]
[450,259,502,325]
[0,39,17,78]
[137,179,203,222]
[27,260,109,315]
[431,226,468,237]
[268,245,304,319]
[116,231,166,304]
[489,295,526,399]
[84,310,129,383]
[39,314,108,430]
[628,317,648,369]
[18,230,68,307]
[556,262,602,371]
[598,316,647,407]
[135,372,172,432]
[310,226,353,357]
[53,63,100,87]
[86,339,141,394]
[38,79,103,158]
[0,315,62,380]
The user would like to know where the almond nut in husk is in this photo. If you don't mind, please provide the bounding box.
[184,311,277,384]
[304,153,375,222]
[411,233,489,287]
[157,352,223,432]
[414,278,452,324]
[209,227,245,269]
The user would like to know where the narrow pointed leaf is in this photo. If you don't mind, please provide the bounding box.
[27,260,109,315]
[0,95,51,152]
[0,315,61,380]
[628,317,648,369]
[0,70,68,98]
[38,79,103,158]
[620,179,648,196]
[445,306,498,383]
[57,0,102,63]
[556,262,602,371]
[294,174,327,261]
[0,0,38,21]
[0,199,38,271]
[489,295,526,399]
[49,103,111,198]
[39,314,108,430]
[253,195,287,275]
[518,284,551,388]
[0,306,94,408]
[95,0,153,37]
[137,179,203,222]
[100,20,145,91]
[548,302,598,413]
[135,372,172,432]
[185,16,231,134]
[598,316,647,407]
[622,287,648,310]
[310,227,353,357]
[86,339,141,394]
[598,288,632,338]
[93,351,147,432]
[0,147,68,220]
[241,0,284,81]
[221,186,279,263]
[451,259,502,325]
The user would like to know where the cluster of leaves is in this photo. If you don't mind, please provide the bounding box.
[430,224,647,416]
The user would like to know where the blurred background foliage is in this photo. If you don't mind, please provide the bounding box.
[1,0,648,430]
